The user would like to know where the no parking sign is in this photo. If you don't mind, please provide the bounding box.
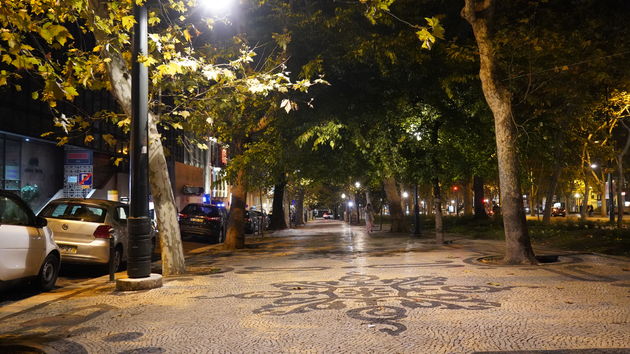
[78,172,93,189]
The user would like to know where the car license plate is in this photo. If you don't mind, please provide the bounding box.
[60,245,77,254]
[191,217,204,223]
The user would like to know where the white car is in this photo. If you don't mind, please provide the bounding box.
[0,191,60,291]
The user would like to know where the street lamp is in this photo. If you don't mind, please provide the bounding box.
[124,2,155,287]
[201,0,235,14]
[413,184,421,235]
[402,191,409,215]
[354,182,361,224]
[122,0,237,290]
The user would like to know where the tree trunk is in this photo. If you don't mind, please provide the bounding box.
[383,176,406,232]
[148,114,186,275]
[284,188,292,227]
[270,178,288,230]
[473,175,487,218]
[542,163,561,224]
[433,177,444,244]
[88,3,186,275]
[463,177,473,216]
[295,189,305,225]
[581,177,589,219]
[529,181,536,217]
[615,122,630,227]
[462,0,536,264]
[225,166,247,249]
[617,157,624,228]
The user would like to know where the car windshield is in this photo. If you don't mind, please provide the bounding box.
[40,203,107,223]
[182,204,219,217]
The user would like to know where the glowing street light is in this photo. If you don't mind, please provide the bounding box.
[341,193,346,199]
[355,181,361,188]
[590,163,598,169]
[201,0,235,14]
[402,191,409,198]
[348,201,354,207]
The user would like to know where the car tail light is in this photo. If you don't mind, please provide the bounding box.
[178,213,187,220]
[204,216,221,221]
[94,225,113,239]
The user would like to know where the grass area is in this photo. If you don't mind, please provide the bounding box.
[374,214,630,257]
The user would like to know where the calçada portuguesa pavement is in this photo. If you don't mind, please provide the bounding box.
[0,220,629,353]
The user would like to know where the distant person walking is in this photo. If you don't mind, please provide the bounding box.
[365,203,375,233]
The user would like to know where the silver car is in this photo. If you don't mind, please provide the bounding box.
[39,198,153,271]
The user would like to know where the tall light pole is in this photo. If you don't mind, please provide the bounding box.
[413,184,421,235]
[128,3,151,278]
[354,181,361,224]
[117,1,161,291]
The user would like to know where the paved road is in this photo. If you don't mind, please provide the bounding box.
[0,220,629,353]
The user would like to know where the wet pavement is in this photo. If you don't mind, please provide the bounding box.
[0,220,629,353]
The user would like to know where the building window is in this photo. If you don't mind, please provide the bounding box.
[1,136,21,191]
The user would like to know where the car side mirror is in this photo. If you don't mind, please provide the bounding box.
[36,216,48,228]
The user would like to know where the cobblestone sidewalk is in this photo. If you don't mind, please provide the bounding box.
[0,220,629,353]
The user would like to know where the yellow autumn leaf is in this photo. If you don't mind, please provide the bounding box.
[56,136,69,146]
[102,133,117,146]
[121,16,135,31]
[117,118,131,127]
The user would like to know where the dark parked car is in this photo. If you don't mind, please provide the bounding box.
[179,204,227,243]
[249,210,270,231]
[244,210,259,234]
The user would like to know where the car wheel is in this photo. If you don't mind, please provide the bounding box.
[36,254,60,291]
[106,246,123,273]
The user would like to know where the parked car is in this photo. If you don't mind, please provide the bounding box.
[244,210,260,234]
[551,207,566,217]
[178,203,227,243]
[322,212,334,220]
[248,210,270,232]
[39,198,153,272]
[0,191,60,291]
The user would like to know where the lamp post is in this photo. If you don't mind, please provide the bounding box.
[128,3,152,278]
[116,1,161,291]
[413,184,421,235]
[452,185,459,215]
[354,182,361,224]
[348,201,354,224]
[341,193,347,222]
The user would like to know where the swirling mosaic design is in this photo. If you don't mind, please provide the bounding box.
[212,272,512,336]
